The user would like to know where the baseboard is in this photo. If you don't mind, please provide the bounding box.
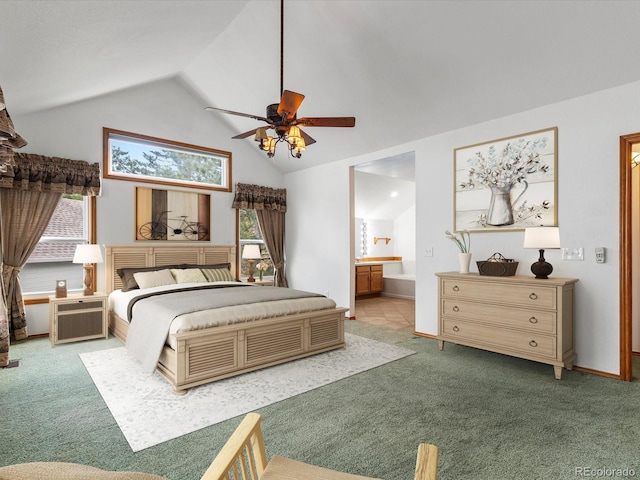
[413,331,436,340]
[416,332,627,380]
[26,333,49,340]
[381,293,415,300]
[572,365,623,380]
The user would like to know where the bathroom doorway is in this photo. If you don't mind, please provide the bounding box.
[350,152,416,328]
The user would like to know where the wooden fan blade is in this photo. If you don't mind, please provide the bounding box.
[277,90,305,120]
[296,117,356,127]
[205,106,269,123]
[299,128,316,146]
[232,128,260,140]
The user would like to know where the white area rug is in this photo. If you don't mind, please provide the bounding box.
[80,333,414,452]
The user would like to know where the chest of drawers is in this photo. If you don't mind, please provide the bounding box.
[436,272,578,379]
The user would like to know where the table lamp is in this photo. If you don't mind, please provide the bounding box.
[73,244,104,295]
[523,227,560,279]
[242,244,262,282]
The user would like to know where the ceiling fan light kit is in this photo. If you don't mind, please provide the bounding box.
[205,0,355,159]
[253,120,306,158]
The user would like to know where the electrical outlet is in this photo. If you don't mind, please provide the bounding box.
[424,246,434,257]
[595,247,605,263]
[561,247,584,261]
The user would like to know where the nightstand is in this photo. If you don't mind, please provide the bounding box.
[242,279,275,286]
[49,292,108,347]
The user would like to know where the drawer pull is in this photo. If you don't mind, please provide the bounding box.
[529,293,538,300]
[452,326,460,332]
[529,340,538,347]
[452,306,459,312]
[452,285,460,292]
[529,317,538,324]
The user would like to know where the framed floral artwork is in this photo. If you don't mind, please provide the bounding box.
[454,127,557,232]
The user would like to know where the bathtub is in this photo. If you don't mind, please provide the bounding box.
[382,261,415,300]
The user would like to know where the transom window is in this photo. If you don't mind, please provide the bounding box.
[103,128,232,192]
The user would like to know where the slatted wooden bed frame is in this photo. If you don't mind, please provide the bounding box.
[105,245,347,394]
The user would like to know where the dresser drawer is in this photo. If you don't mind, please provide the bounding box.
[442,318,556,358]
[441,299,556,334]
[441,278,556,310]
[56,299,105,312]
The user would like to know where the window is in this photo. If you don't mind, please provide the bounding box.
[239,209,274,279]
[21,195,91,295]
[103,128,232,192]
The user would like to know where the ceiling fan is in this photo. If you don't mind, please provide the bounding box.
[205,0,356,159]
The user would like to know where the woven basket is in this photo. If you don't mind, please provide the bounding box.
[476,252,518,276]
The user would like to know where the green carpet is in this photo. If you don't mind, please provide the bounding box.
[1,321,639,480]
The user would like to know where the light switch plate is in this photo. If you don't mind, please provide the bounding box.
[595,247,605,263]
[561,247,584,261]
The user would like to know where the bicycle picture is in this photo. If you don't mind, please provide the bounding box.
[138,210,208,241]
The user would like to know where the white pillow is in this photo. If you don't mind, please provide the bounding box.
[170,268,208,284]
[133,269,176,289]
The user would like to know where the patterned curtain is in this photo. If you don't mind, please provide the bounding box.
[0,152,101,194]
[232,183,288,287]
[231,183,286,213]
[1,189,61,342]
[0,84,26,367]
[0,85,27,176]
[0,153,101,363]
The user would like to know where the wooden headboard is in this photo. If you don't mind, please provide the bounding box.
[105,244,236,293]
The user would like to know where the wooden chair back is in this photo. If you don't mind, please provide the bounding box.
[414,443,438,480]
[200,413,268,480]
[200,412,438,480]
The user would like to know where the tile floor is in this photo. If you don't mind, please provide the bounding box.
[352,295,415,333]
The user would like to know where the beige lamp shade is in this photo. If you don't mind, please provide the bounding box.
[254,127,269,142]
[523,227,560,249]
[287,125,302,145]
[242,244,262,260]
[73,244,104,264]
[263,137,276,155]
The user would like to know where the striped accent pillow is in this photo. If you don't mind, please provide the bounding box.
[201,267,235,283]
[170,268,207,284]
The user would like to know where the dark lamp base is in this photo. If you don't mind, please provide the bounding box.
[530,249,553,279]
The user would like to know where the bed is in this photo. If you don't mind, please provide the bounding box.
[105,245,347,394]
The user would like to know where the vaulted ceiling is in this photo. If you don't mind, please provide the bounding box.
[4,0,640,174]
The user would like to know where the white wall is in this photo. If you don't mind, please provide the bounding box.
[394,205,416,261]
[364,219,393,257]
[285,162,351,301]
[286,79,640,376]
[354,208,415,260]
[15,78,284,334]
